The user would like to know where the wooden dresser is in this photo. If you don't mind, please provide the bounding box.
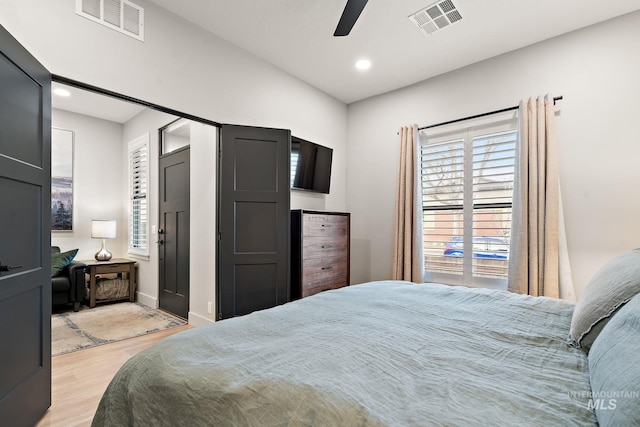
[291,210,350,299]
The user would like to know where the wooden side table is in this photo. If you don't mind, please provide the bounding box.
[80,258,137,308]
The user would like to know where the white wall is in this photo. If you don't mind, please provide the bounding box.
[51,109,126,260]
[189,123,218,325]
[346,11,640,297]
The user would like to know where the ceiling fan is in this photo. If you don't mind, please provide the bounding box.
[334,0,369,36]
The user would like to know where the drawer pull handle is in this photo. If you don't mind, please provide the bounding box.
[321,224,333,228]
[321,266,333,270]
[321,245,333,249]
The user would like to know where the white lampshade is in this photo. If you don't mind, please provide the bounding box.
[91,220,117,239]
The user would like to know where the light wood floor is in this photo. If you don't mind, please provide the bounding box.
[37,324,192,427]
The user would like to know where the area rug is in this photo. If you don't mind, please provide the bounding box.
[52,302,187,356]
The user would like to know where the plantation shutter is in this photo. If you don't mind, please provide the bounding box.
[421,120,516,287]
[421,138,465,276]
[471,130,516,280]
[129,134,149,255]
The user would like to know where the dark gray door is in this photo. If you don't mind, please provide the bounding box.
[217,125,290,320]
[0,25,51,425]
[159,147,190,319]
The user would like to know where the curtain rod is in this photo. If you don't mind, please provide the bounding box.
[417,95,563,132]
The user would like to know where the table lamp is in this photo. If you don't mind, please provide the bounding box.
[91,219,116,261]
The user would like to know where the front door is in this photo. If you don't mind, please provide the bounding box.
[158,147,190,319]
[217,125,290,320]
[0,25,52,425]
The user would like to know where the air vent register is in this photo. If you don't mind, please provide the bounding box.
[409,0,462,36]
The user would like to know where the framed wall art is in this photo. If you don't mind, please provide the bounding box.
[51,127,74,231]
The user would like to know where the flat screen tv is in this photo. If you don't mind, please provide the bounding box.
[291,136,333,194]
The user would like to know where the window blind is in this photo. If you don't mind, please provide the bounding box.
[471,130,515,279]
[421,138,465,276]
[129,135,148,255]
[421,123,516,287]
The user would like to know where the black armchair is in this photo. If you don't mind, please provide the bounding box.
[51,246,87,311]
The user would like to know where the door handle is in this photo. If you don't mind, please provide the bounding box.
[0,261,23,272]
[156,239,164,245]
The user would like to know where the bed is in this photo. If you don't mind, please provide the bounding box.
[92,250,640,426]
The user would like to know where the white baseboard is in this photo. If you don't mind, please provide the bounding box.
[135,291,157,308]
[137,292,214,327]
[188,311,215,327]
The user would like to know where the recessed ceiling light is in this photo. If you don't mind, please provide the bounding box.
[355,59,371,71]
[53,88,71,97]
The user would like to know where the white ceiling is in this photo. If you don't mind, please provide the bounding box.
[146,0,640,104]
[52,82,146,123]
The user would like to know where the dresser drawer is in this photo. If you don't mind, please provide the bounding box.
[91,263,133,275]
[302,276,348,298]
[302,256,348,282]
[303,237,348,258]
[302,214,349,237]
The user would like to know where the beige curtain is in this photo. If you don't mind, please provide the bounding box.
[508,95,573,298]
[392,125,423,282]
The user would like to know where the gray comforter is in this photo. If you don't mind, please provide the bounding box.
[92,281,597,426]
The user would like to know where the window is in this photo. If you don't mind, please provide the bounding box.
[128,133,149,257]
[160,118,191,155]
[420,118,516,288]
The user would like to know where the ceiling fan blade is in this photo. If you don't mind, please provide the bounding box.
[334,0,369,37]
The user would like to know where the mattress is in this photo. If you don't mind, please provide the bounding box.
[92,281,597,426]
